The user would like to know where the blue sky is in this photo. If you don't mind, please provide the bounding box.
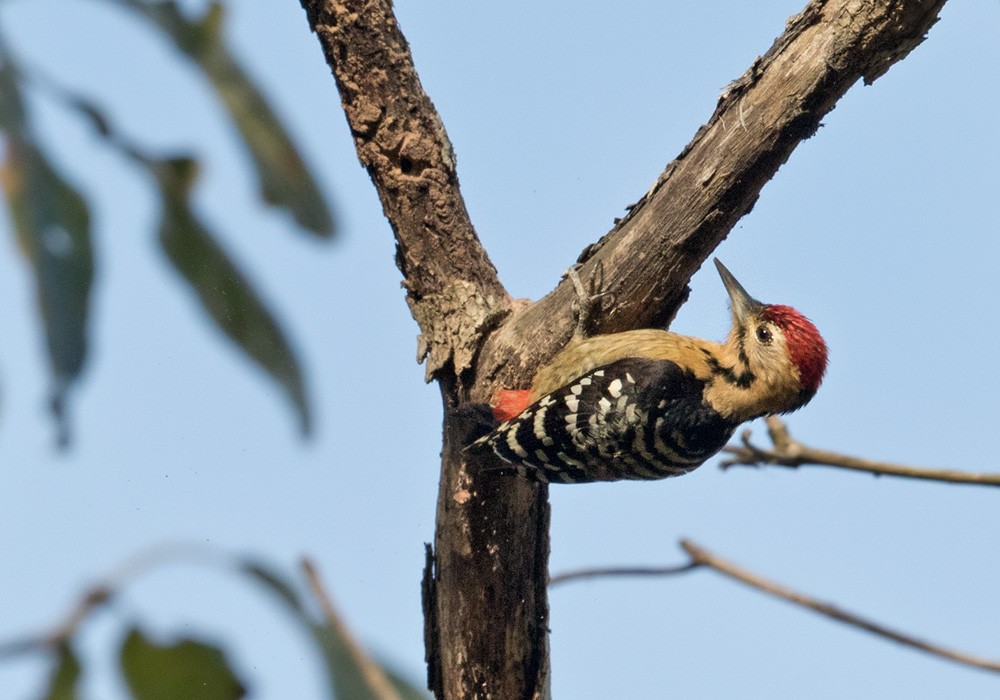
[1,1,999,698]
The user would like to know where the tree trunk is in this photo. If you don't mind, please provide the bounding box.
[297,0,947,697]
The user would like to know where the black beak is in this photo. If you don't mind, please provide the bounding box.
[714,258,763,325]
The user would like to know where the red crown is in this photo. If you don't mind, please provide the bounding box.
[763,304,828,393]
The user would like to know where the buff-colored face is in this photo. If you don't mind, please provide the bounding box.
[734,314,807,414]
[713,259,827,419]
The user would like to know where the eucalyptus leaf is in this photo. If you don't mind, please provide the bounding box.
[40,644,81,700]
[1,62,95,446]
[123,0,334,236]
[150,157,311,434]
[119,627,246,700]
[238,558,308,617]
[0,60,27,130]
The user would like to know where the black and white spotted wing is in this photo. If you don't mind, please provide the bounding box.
[472,358,738,483]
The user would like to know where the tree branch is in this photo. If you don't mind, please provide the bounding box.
[297,3,549,698]
[0,587,111,659]
[680,539,1000,675]
[551,541,1000,676]
[0,542,227,661]
[476,0,947,389]
[297,0,510,389]
[722,416,1000,487]
[548,562,699,587]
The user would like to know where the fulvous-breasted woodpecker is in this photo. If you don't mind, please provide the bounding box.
[470,259,828,483]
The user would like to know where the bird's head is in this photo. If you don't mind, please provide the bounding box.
[714,258,828,413]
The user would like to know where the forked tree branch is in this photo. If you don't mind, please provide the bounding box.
[551,540,1000,675]
[297,1,949,698]
[723,417,1000,487]
[296,4,548,698]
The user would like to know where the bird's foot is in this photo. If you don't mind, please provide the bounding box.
[563,262,610,340]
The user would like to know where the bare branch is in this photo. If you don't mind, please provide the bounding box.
[0,586,111,659]
[549,562,699,587]
[552,542,1000,676]
[680,540,1000,675]
[0,542,230,660]
[722,416,1000,487]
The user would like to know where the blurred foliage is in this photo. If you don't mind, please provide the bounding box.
[244,560,429,700]
[0,0,335,444]
[118,0,335,236]
[41,644,81,700]
[0,552,427,699]
[152,157,311,434]
[119,628,246,700]
[0,62,94,447]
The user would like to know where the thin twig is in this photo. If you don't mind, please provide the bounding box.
[300,558,403,700]
[680,539,1000,674]
[550,541,1000,675]
[721,416,1000,486]
[0,542,231,660]
[0,587,111,659]
[549,562,699,587]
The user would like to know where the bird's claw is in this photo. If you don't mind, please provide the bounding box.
[563,263,610,339]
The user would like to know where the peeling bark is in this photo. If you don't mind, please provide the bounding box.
[408,280,508,385]
[298,0,948,697]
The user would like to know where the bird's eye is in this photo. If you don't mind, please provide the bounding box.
[755,325,772,344]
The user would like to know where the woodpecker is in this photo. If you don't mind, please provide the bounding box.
[469,259,827,483]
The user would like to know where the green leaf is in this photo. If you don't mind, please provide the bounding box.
[0,59,28,131]
[40,644,81,700]
[119,627,246,700]
[238,559,308,617]
[150,157,311,434]
[1,65,94,446]
[123,0,334,236]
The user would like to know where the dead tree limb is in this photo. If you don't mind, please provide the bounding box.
[551,541,1000,675]
[681,540,1000,675]
[297,0,947,697]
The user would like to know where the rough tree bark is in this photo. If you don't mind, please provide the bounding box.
[297,0,946,697]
